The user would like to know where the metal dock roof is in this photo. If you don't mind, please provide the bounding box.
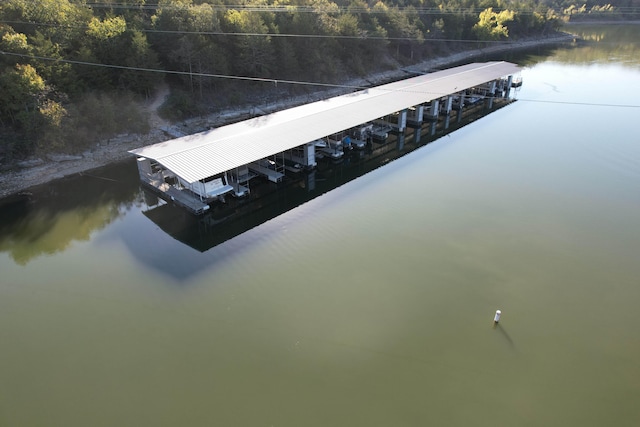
[130,61,520,183]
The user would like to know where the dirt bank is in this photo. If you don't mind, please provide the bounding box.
[0,32,575,200]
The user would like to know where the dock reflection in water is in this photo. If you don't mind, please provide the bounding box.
[141,98,514,252]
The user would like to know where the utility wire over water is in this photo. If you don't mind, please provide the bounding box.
[3,48,639,109]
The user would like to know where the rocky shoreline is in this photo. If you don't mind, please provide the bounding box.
[0,32,576,200]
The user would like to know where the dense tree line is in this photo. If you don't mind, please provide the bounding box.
[0,0,625,160]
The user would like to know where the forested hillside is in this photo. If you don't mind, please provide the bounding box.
[0,0,634,160]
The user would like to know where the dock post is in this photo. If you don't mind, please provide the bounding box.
[305,170,316,192]
[137,157,152,178]
[505,76,513,98]
[487,81,497,109]
[396,133,405,151]
[415,105,424,124]
[305,142,316,168]
[428,100,439,119]
[444,96,453,115]
[398,109,407,132]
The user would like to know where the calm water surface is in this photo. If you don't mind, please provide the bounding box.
[1,24,639,427]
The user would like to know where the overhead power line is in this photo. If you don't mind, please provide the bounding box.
[80,3,536,15]
[10,1,638,16]
[82,2,640,15]
[0,50,370,91]
[0,19,560,44]
[1,50,639,109]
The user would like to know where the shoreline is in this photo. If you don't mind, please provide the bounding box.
[0,32,576,200]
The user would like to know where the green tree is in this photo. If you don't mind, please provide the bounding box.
[473,7,515,40]
[151,0,227,95]
[119,29,162,95]
[29,31,78,93]
[1,0,91,49]
[35,98,68,151]
[0,29,30,56]
[0,63,63,153]
[87,16,127,40]
[223,9,275,76]
[0,63,45,126]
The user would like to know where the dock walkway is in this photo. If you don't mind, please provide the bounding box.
[248,162,285,183]
[142,177,210,214]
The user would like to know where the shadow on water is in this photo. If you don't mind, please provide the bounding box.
[493,323,515,349]
[140,99,514,256]
[0,98,513,278]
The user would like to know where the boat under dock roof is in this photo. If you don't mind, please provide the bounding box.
[130,61,520,184]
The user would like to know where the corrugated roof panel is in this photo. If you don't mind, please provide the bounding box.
[131,61,520,183]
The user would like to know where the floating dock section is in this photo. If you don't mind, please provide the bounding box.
[248,161,285,183]
[136,158,211,214]
[130,61,521,214]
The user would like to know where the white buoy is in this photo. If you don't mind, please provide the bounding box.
[493,310,501,323]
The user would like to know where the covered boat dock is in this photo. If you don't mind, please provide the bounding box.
[130,61,520,214]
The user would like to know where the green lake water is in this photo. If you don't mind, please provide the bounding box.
[1,24,639,426]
